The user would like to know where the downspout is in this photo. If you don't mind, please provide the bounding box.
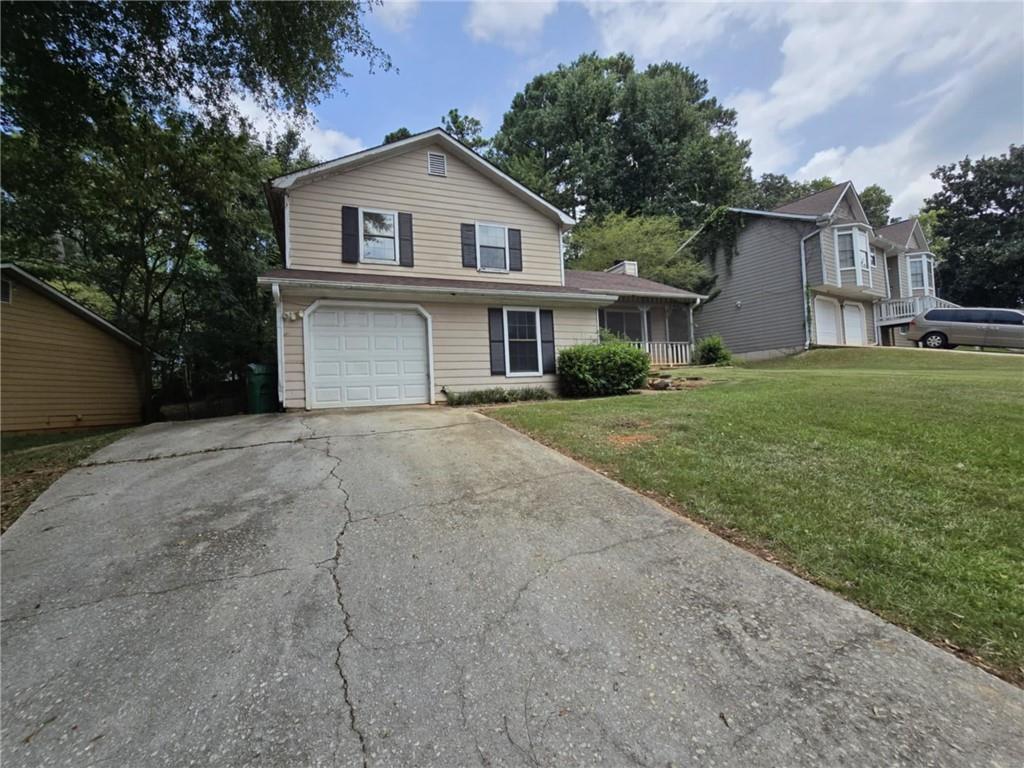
[558,225,566,286]
[272,283,285,407]
[799,226,821,350]
[689,297,701,347]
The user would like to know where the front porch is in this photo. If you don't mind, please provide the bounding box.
[599,299,694,367]
[877,295,959,324]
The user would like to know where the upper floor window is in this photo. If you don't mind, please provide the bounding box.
[835,227,871,287]
[477,223,509,272]
[908,254,935,294]
[360,209,399,263]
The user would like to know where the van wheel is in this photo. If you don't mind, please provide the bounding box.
[921,331,947,349]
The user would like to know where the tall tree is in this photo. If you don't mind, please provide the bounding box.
[859,184,893,228]
[924,145,1023,307]
[1,1,388,140]
[441,109,487,150]
[566,214,712,293]
[384,127,413,144]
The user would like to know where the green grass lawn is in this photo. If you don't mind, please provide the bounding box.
[491,348,1024,683]
[1,427,131,533]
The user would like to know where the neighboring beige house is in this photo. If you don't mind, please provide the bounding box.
[695,182,956,357]
[1,264,145,432]
[259,128,703,410]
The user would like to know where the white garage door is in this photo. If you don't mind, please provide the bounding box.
[814,297,840,345]
[307,306,429,408]
[842,304,866,346]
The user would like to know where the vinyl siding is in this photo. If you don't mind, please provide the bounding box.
[695,218,812,355]
[279,288,599,408]
[1,279,143,432]
[805,232,824,285]
[287,143,564,286]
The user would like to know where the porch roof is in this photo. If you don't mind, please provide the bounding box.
[564,270,705,301]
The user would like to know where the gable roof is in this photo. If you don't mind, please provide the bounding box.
[564,270,705,300]
[774,181,851,216]
[876,218,929,250]
[268,128,575,227]
[1,263,143,350]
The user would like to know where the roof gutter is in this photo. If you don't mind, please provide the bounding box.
[727,208,821,222]
[256,276,617,305]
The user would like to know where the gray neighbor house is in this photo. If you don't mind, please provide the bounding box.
[694,182,956,358]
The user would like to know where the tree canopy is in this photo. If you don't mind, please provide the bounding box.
[1,1,388,140]
[859,184,893,228]
[441,109,487,149]
[566,214,712,293]
[742,174,837,211]
[384,127,413,144]
[925,145,1023,307]
[489,53,750,225]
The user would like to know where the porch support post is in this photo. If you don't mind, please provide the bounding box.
[688,302,696,346]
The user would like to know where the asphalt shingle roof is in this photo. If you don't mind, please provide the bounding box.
[773,182,850,216]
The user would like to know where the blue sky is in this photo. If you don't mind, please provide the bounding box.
[244,1,1024,218]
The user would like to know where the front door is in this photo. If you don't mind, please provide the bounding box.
[842,304,866,345]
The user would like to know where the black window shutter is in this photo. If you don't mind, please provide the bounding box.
[341,206,359,263]
[598,308,606,329]
[508,229,523,271]
[461,223,477,268]
[540,310,555,374]
[488,308,505,375]
[398,212,414,267]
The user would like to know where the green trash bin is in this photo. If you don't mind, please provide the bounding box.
[246,363,277,414]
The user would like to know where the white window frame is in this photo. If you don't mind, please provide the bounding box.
[475,221,510,273]
[502,306,543,377]
[427,151,447,177]
[358,207,400,264]
[834,226,872,287]
[907,253,935,295]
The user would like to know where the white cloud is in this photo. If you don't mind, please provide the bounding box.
[794,62,1022,217]
[729,3,1023,175]
[584,1,775,60]
[465,0,558,48]
[232,96,364,161]
[375,1,420,33]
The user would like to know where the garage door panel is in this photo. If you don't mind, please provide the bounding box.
[309,305,429,408]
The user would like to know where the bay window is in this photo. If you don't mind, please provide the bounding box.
[835,227,872,287]
[908,254,935,294]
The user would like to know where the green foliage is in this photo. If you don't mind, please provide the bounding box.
[859,184,893,228]
[925,145,1023,308]
[566,213,712,293]
[694,335,732,366]
[489,53,750,225]
[384,127,413,144]
[741,173,836,211]
[444,387,553,406]
[557,342,650,397]
[441,109,487,150]
[0,2,387,138]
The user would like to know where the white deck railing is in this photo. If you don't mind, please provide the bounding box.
[877,295,959,323]
[627,341,691,367]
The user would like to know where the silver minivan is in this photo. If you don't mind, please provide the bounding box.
[907,307,1024,349]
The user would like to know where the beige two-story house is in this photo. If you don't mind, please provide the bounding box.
[259,129,702,409]
[695,182,956,357]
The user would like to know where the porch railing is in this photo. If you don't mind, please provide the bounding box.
[877,295,959,323]
[627,341,691,367]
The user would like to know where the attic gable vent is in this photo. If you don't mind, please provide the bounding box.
[427,151,447,177]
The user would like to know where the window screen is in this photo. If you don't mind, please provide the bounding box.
[362,211,397,262]
[478,225,507,270]
[506,310,539,373]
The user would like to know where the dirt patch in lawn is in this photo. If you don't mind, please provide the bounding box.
[607,433,658,448]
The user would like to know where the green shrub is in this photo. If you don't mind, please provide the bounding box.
[558,342,650,397]
[444,386,553,406]
[694,335,732,365]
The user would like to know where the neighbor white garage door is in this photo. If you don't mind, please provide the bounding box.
[307,306,429,408]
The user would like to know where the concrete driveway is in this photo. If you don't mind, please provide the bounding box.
[2,408,1022,767]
